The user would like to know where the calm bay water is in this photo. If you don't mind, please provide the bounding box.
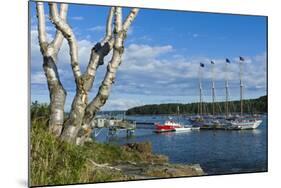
[94,115,268,175]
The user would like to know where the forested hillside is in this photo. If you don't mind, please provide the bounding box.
[126,95,267,115]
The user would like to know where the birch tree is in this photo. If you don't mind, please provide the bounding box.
[36,2,139,145]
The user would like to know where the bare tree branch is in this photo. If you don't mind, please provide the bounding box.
[101,7,115,45]
[49,3,81,80]
[82,7,139,130]
[36,2,48,53]
[123,8,139,32]
[86,7,116,78]
[115,7,123,34]
[60,7,116,144]
[50,4,68,52]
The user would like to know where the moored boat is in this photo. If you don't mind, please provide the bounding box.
[227,57,262,130]
[155,119,199,133]
[190,57,263,130]
[174,127,192,132]
[176,127,200,131]
[228,118,262,130]
[154,120,182,133]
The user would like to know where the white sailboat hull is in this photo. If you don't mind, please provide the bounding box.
[174,127,192,132]
[230,119,262,130]
[174,127,200,132]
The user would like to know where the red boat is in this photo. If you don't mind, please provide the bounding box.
[154,120,182,133]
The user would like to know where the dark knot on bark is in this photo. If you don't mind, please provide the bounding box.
[93,42,102,52]
[92,42,111,65]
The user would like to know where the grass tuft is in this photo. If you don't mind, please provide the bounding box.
[30,119,155,186]
[30,120,132,186]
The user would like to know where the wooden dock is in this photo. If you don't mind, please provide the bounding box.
[92,118,136,137]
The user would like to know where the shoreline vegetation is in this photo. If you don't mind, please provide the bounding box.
[30,104,205,186]
[126,95,267,115]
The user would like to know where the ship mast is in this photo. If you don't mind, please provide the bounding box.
[225,58,230,117]
[177,105,180,122]
[239,56,244,117]
[211,61,215,116]
[198,63,204,116]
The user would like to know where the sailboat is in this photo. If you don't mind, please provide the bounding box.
[227,56,263,130]
[189,63,206,126]
[174,106,200,132]
[190,57,262,130]
[201,60,228,129]
[189,61,225,129]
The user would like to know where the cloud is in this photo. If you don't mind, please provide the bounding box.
[30,27,266,110]
[102,98,144,111]
[87,25,105,32]
[116,43,267,101]
[123,44,173,61]
[71,16,84,21]
[30,28,96,69]
[31,71,46,84]
[57,38,96,67]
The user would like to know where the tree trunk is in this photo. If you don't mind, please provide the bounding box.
[60,89,87,143]
[36,2,68,137]
[43,56,66,136]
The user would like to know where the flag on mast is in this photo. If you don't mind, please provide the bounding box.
[226,58,230,63]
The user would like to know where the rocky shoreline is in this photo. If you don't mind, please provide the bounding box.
[91,142,205,180]
[113,162,205,179]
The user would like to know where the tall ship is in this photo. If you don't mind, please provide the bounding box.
[226,56,262,130]
[191,57,262,130]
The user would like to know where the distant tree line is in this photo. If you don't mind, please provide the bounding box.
[126,95,267,115]
[31,101,69,121]
[31,101,50,120]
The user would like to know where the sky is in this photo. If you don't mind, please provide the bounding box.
[29,2,267,111]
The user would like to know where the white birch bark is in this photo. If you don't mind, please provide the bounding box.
[60,7,115,143]
[123,8,140,33]
[79,7,139,144]
[50,4,68,52]
[36,2,68,136]
[49,3,81,80]
[101,7,115,45]
[36,3,139,144]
